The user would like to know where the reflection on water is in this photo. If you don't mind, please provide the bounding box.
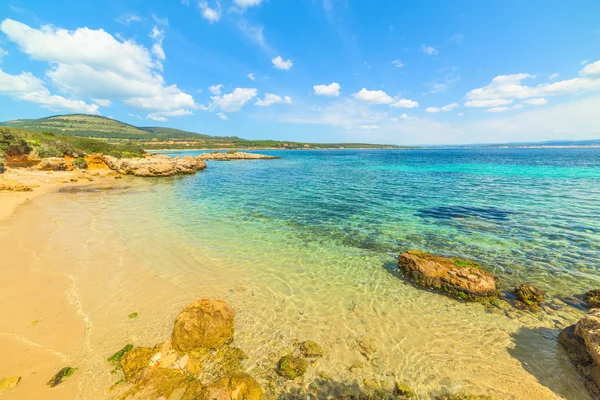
[80,148,600,399]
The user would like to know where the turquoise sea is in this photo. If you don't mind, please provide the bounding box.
[96,148,600,399]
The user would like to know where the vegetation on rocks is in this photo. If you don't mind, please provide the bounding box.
[299,340,324,358]
[515,284,545,309]
[0,376,21,391]
[584,289,600,308]
[276,355,308,380]
[108,344,134,369]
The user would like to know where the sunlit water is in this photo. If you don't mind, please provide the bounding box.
[70,149,600,399]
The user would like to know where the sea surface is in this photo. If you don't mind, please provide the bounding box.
[87,148,600,398]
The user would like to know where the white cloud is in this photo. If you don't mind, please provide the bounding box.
[147,109,192,121]
[0,18,196,116]
[549,73,559,80]
[272,56,293,70]
[0,69,100,114]
[581,60,600,76]
[390,99,419,108]
[233,0,263,7]
[487,106,510,113]
[115,14,142,25]
[216,112,228,120]
[283,96,292,104]
[523,98,548,106]
[209,84,223,95]
[392,59,404,68]
[400,113,412,120]
[0,48,7,63]
[199,1,221,23]
[313,82,340,97]
[211,87,257,112]
[390,117,398,122]
[420,45,438,56]
[359,125,379,130]
[581,59,589,66]
[247,73,255,80]
[255,93,283,106]
[152,14,169,26]
[150,27,165,61]
[465,99,513,108]
[426,103,459,113]
[92,98,111,107]
[353,88,393,104]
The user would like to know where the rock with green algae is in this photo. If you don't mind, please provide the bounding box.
[276,355,308,380]
[187,345,247,385]
[584,289,600,308]
[0,376,21,391]
[128,312,138,319]
[515,284,545,309]
[172,298,235,353]
[201,373,263,400]
[299,340,324,358]
[120,346,156,382]
[181,380,204,400]
[398,251,498,301]
[108,344,134,369]
[394,381,416,398]
[46,367,76,387]
[117,367,191,400]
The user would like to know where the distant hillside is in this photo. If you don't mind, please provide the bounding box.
[0,114,404,150]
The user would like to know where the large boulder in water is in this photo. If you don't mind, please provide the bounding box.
[560,309,600,398]
[103,155,206,177]
[398,251,497,300]
[172,299,235,353]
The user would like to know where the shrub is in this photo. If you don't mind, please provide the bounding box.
[0,128,32,157]
[0,156,5,174]
[71,157,88,169]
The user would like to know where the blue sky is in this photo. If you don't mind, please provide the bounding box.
[1,0,599,144]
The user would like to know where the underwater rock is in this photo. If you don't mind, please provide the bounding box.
[276,355,308,380]
[515,284,545,309]
[172,298,235,353]
[200,373,263,400]
[394,381,416,398]
[46,367,76,387]
[559,309,600,398]
[120,346,156,382]
[584,289,600,309]
[0,376,21,391]
[37,157,68,171]
[120,367,190,399]
[103,155,206,177]
[198,152,280,161]
[108,344,134,369]
[398,251,497,300]
[354,337,377,360]
[299,340,324,358]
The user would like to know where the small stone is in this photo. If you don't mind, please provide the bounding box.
[0,376,21,391]
[128,312,139,319]
[46,367,76,387]
[363,378,379,390]
[299,340,324,358]
[276,355,308,380]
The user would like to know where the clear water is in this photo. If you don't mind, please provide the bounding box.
[98,149,600,399]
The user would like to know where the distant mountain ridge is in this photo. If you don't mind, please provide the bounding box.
[0,114,402,150]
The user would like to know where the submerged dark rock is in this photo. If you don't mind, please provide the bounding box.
[515,284,545,310]
[46,367,76,387]
[417,205,513,222]
[276,355,308,379]
[584,289,600,309]
[398,251,498,300]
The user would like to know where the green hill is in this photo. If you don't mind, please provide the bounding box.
[0,114,404,150]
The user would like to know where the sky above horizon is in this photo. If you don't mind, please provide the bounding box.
[0,1,599,145]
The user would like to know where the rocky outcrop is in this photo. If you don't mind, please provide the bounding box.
[276,355,308,379]
[398,251,497,300]
[172,298,235,352]
[584,289,600,309]
[560,309,600,398]
[515,284,545,310]
[36,157,68,171]
[103,155,206,177]
[198,152,280,161]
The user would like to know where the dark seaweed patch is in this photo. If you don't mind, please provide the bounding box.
[417,205,514,222]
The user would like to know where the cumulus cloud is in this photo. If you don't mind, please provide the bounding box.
[420,45,438,56]
[353,88,393,104]
[255,93,283,106]
[487,106,510,113]
[233,0,263,7]
[0,48,7,63]
[199,1,221,23]
[426,103,459,113]
[581,60,600,76]
[247,73,255,80]
[0,18,196,118]
[523,98,548,106]
[209,84,223,95]
[272,56,293,70]
[211,87,257,112]
[0,69,100,113]
[390,99,419,108]
[313,82,340,97]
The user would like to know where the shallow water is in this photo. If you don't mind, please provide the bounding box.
[73,149,600,398]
